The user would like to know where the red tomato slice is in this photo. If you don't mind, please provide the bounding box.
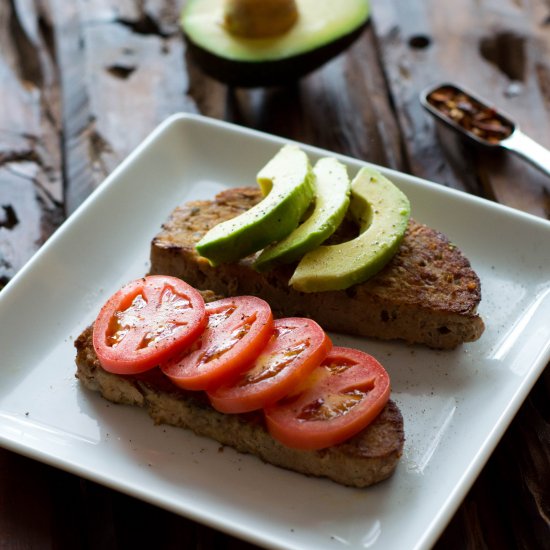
[264,347,391,450]
[160,296,274,390]
[93,276,207,375]
[207,317,332,414]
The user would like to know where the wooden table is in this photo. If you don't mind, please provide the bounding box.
[1,0,548,547]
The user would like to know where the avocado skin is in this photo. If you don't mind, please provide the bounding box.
[184,22,368,88]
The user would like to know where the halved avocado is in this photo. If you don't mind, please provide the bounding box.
[182,0,371,87]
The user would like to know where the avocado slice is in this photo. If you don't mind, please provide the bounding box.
[196,145,314,266]
[289,167,410,292]
[254,157,350,272]
[182,0,371,87]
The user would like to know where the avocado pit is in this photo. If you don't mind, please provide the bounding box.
[223,0,299,39]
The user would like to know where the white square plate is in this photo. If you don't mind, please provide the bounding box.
[1,114,549,550]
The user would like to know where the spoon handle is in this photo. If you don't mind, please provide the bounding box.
[502,130,550,177]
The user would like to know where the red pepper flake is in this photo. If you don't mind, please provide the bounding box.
[427,86,513,143]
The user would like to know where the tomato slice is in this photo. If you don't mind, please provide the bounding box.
[207,317,332,414]
[160,296,274,390]
[93,276,207,374]
[264,347,391,450]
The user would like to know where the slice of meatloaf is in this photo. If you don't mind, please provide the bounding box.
[75,326,404,488]
[149,187,484,350]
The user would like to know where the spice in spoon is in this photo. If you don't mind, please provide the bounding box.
[427,85,513,143]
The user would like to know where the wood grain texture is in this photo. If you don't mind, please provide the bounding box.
[0,0,548,548]
[370,0,550,218]
[0,0,63,288]
[51,0,198,213]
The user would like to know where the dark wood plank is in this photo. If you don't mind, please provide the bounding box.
[51,0,197,213]
[370,0,550,218]
[0,450,55,549]
[0,0,63,288]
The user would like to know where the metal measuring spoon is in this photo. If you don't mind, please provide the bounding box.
[420,83,550,177]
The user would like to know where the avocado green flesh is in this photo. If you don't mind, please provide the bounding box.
[289,167,411,292]
[182,0,369,86]
[183,0,370,61]
[195,145,314,266]
[254,157,350,272]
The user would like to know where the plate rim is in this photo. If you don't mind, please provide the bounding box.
[0,112,549,550]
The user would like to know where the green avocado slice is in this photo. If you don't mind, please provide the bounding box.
[289,167,410,292]
[182,0,370,87]
[254,157,350,272]
[195,145,314,266]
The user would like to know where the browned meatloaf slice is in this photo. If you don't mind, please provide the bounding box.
[150,187,485,349]
[75,326,404,488]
